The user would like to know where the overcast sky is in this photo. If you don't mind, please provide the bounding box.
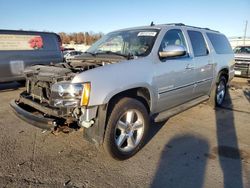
[0,0,249,37]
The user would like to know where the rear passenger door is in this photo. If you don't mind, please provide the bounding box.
[187,30,214,96]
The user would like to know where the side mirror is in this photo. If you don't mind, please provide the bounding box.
[159,45,187,58]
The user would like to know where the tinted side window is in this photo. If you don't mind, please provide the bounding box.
[207,33,232,54]
[188,30,208,57]
[160,29,187,51]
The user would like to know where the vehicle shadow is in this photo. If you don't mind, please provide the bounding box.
[145,120,168,146]
[0,82,23,92]
[243,87,250,103]
[216,91,243,188]
[151,134,209,188]
[151,89,244,188]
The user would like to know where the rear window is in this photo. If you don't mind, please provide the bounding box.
[187,30,208,57]
[206,33,232,54]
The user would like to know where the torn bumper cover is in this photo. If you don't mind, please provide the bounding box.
[10,100,56,130]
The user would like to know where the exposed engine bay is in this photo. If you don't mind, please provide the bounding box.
[25,56,119,83]
[24,56,120,105]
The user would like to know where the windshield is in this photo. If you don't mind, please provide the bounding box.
[86,29,160,57]
[234,46,250,54]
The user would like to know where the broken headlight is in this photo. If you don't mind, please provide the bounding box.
[50,82,90,107]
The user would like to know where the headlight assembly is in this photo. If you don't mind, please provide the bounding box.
[50,82,91,107]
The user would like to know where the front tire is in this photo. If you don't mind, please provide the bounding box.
[103,97,149,160]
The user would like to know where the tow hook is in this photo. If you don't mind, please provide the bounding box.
[80,120,95,128]
[52,121,57,127]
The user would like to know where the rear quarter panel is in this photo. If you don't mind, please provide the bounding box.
[205,32,235,83]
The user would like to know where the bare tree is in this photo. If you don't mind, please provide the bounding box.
[58,32,102,45]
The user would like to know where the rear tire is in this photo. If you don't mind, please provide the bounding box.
[209,75,227,107]
[103,97,149,160]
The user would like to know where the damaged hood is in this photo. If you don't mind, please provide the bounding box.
[24,64,75,82]
[23,54,126,83]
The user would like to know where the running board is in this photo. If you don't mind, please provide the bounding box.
[153,95,209,123]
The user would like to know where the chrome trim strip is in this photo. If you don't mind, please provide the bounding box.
[158,77,213,95]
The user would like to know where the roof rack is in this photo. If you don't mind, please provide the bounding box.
[164,23,185,26]
[163,23,219,33]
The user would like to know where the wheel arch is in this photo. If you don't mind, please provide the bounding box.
[106,87,152,116]
[217,68,229,84]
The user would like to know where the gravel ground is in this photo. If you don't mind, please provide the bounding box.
[0,78,249,188]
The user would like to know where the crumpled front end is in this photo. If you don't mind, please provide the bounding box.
[10,64,98,131]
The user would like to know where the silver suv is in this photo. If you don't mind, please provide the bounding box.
[11,23,235,160]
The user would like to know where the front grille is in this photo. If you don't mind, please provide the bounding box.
[235,59,250,63]
[26,79,52,104]
[19,92,70,118]
[235,63,250,69]
[234,62,250,77]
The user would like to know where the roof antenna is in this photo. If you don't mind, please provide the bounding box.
[150,21,155,26]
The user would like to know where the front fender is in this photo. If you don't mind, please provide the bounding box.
[103,83,157,111]
[71,58,157,111]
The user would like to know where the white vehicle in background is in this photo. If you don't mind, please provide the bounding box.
[63,50,83,62]
[234,46,250,77]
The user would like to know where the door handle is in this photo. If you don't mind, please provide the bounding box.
[185,64,195,70]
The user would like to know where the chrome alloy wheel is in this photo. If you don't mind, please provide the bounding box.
[114,110,145,152]
[216,80,226,105]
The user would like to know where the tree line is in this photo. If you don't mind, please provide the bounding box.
[58,32,103,45]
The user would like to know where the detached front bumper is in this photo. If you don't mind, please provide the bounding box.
[10,93,108,145]
[10,100,56,130]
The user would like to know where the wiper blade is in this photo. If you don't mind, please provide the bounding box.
[95,51,134,59]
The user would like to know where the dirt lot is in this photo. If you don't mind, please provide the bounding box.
[0,78,249,188]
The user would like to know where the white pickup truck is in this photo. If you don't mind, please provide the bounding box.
[234,45,250,77]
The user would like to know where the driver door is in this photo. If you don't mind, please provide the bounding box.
[154,29,197,112]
